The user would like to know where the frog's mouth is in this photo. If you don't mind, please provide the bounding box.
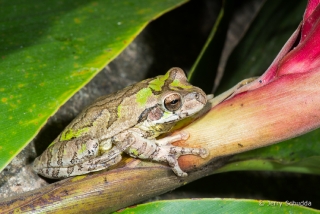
[178,106,203,118]
[156,107,202,124]
[178,95,207,117]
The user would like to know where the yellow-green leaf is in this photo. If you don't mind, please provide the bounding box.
[0,0,187,172]
[117,199,319,214]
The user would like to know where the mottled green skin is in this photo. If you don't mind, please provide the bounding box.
[33,68,209,178]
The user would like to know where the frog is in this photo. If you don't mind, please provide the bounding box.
[33,67,210,179]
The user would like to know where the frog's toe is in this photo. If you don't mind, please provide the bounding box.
[166,155,188,177]
[179,131,189,140]
[175,170,188,177]
[199,148,209,158]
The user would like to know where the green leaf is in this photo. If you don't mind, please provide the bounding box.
[216,0,307,94]
[0,0,187,172]
[188,0,233,93]
[116,199,319,214]
[216,128,320,175]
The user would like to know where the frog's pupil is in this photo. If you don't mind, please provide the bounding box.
[171,99,178,105]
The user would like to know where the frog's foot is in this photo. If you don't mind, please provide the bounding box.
[153,144,208,177]
[79,156,122,174]
[124,131,208,177]
[156,131,208,157]
[153,131,209,177]
[83,147,123,173]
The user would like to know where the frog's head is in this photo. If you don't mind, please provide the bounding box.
[146,67,207,125]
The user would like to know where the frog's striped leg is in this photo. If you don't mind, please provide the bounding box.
[125,131,208,177]
[33,136,101,178]
[34,132,135,178]
[155,131,189,146]
[71,146,123,175]
[60,132,137,177]
[38,150,122,178]
[34,145,124,178]
[66,131,139,175]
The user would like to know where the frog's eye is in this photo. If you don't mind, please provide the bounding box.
[164,93,182,112]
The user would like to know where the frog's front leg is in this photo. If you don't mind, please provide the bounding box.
[125,131,209,177]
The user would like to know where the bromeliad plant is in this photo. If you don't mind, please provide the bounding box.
[1,0,320,213]
[180,0,320,169]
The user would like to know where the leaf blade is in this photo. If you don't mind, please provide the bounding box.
[0,0,188,172]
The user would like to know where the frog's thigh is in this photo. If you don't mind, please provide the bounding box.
[59,146,123,177]
[33,136,99,171]
[75,132,137,175]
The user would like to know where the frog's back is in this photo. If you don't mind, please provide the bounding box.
[58,79,155,142]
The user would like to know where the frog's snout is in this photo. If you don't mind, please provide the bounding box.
[194,89,207,105]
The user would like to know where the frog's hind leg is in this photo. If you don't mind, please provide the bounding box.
[56,146,124,177]
[67,131,137,177]
[154,142,208,177]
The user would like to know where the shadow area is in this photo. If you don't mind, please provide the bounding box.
[144,0,220,80]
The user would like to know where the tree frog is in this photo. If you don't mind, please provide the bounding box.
[33,67,209,179]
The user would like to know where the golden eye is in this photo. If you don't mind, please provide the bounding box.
[164,94,182,111]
